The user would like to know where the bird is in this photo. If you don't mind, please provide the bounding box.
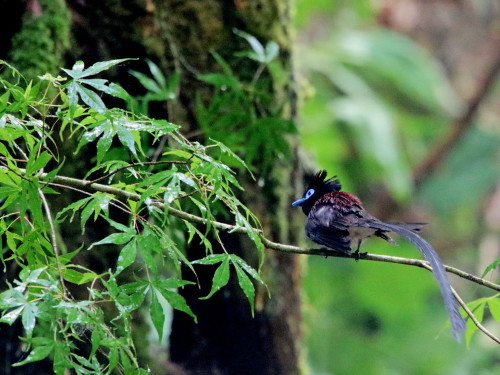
[292,170,466,341]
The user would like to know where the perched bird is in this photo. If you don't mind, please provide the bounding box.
[292,170,466,341]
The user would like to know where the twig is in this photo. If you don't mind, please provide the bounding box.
[4,167,500,343]
[38,188,66,292]
[8,167,496,293]
[451,288,500,344]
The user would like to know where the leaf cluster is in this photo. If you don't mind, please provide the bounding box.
[0,58,267,373]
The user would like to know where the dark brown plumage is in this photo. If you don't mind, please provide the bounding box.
[292,170,465,341]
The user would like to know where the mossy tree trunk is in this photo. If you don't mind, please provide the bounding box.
[1,1,305,374]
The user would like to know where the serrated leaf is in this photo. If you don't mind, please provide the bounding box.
[233,263,255,316]
[192,254,227,265]
[163,176,181,204]
[200,255,230,299]
[89,231,135,249]
[12,342,54,366]
[96,129,113,162]
[150,288,165,340]
[115,239,137,274]
[116,126,136,156]
[25,151,52,175]
[154,278,195,289]
[0,305,24,324]
[229,254,266,287]
[90,328,101,357]
[138,169,174,188]
[137,231,161,276]
[157,288,196,322]
[162,149,193,159]
[174,172,195,187]
[482,259,500,277]
[75,85,106,113]
[61,268,99,285]
[78,58,133,79]
[21,302,38,337]
[488,298,500,321]
[466,301,485,346]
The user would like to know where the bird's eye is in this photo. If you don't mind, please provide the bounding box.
[305,188,315,199]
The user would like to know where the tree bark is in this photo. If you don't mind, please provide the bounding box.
[1,1,305,374]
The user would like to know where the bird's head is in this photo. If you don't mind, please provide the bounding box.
[292,170,342,215]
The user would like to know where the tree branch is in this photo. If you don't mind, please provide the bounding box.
[4,167,499,343]
[24,169,497,293]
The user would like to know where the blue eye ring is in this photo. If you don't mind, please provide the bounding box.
[305,188,315,199]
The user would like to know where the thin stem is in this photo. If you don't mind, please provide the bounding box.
[6,167,500,344]
[39,188,66,292]
[452,288,500,344]
[88,160,187,184]
[21,168,497,293]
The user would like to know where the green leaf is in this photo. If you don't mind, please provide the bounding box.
[25,151,52,175]
[130,70,162,94]
[157,288,196,322]
[482,259,500,277]
[146,59,166,88]
[21,302,38,337]
[154,278,195,289]
[115,239,137,274]
[488,298,500,321]
[192,254,227,265]
[200,255,230,299]
[89,231,135,249]
[465,301,486,346]
[230,254,267,287]
[96,129,113,162]
[0,305,24,324]
[198,73,239,88]
[53,341,71,375]
[12,341,54,366]
[163,175,181,204]
[61,267,99,285]
[137,230,161,276]
[116,125,137,156]
[234,29,266,62]
[265,41,280,62]
[75,84,107,113]
[77,58,133,79]
[233,263,255,316]
[150,288,166,341]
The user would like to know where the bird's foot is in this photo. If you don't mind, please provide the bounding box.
[353,250,368,261]
[318,247,331,258]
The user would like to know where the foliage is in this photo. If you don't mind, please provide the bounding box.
[196,30,296,173]
[7,0,71,81]
[0,58,267,373]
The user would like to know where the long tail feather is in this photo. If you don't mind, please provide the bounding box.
[371,221,466,341]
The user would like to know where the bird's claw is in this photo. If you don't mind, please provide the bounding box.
[353,250,368,261]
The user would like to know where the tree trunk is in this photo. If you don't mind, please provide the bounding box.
[1,1,304,374]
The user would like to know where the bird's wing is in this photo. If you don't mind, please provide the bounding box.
[305,205,358,254]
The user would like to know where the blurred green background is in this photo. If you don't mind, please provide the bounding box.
[294,1,500,374]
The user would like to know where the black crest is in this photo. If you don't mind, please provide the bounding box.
[307,170,342,193]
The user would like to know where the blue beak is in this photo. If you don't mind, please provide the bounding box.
[291,197,306,207]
